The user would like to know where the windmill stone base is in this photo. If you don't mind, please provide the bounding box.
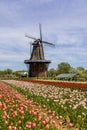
[24,60,51,77]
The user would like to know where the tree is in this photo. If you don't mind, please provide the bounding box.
[77,67,85,71]
[57,62,71,74]
[76,67,87,79]
[48,68,57,77]
[4,68,13,74]
[0,70,4,76]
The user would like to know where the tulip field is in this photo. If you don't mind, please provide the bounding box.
[0,80,87,130]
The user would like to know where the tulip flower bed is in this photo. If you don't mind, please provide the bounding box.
[2,80,87,130]
[21,79,87,89]
[0,81,80,130]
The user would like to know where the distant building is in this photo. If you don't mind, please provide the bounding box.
[55,73,80,81]
[15,71,28,77]
[21,71,28,77]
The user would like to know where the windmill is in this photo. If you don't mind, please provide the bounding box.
[24,24,55,77]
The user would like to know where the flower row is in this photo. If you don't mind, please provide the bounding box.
[0,81,76,130]
[21,79,87,89]
[3,80,87,129]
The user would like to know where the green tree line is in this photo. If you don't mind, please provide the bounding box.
[48,62,87,81]
[0,62,87,81]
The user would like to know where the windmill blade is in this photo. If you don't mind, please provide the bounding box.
[25,34,37,40]
[39,23,42,41]
[42,41,55,46]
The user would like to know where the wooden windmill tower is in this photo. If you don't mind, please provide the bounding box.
[24,24,55,77]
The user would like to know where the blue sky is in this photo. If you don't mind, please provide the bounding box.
[0,0,87,71]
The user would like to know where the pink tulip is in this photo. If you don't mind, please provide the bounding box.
[8,126,12,130]
[42,120,46,125]
[33,111,37,116]
[13,126,17,130]
[12,111,17,117]
[46,124,49,130]
[54,124,58,129]
[59,121,62,126]
[31,123,36,128]
[4,120,8,125]
[18,120,22,124]
[59,115,63,119]
[26,124,31,129]
[38,115,42,121]
[52,120,55,124]
[56,116,59,120]
[21,115,24,120]
[68,122,73,127]
[26,121,31,125]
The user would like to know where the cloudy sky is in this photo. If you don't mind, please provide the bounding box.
[0,0,87,71]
